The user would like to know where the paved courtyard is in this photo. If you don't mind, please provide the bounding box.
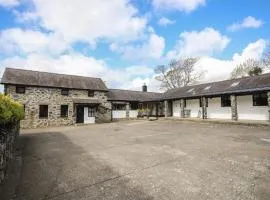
[2,120,270,200]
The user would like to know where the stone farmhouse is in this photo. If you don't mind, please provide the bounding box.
[1,68,270,128]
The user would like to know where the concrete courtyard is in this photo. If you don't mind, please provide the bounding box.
[1,120,270,200]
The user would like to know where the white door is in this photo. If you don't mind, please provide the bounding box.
[84,107,95,124]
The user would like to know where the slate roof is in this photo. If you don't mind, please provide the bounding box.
[1,68,108,91]
[107,89,162,102]
[163,73,270,100]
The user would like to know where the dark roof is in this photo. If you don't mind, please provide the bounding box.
[1,68,108,91]
[107,89,162,102]
[163,73,270,100]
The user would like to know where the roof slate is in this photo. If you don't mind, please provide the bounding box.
[163,73,270,100]
[1,68,108,91]
[107,89,162,102]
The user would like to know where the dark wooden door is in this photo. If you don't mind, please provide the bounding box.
[76,106,84,123]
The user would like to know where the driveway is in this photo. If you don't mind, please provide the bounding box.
[2,120,270,200]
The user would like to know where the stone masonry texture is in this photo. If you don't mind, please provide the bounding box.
[180,99,185,118]
[0,121,19,184]
[6,85,112,129]
[231,95,238,121]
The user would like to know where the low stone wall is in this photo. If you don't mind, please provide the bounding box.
[0,121,20,184]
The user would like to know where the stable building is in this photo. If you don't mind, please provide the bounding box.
[163,73,270,121]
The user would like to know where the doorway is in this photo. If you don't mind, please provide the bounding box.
[76,105,84,123]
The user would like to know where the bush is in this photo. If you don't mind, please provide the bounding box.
[0,94,24,124]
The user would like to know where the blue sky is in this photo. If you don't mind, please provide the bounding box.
[0,0,269,91]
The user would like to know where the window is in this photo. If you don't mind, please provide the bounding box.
[39,105,48,118]
[130,102,138,110]
[88,107,96,117]
[253,93,268,106]
[112,104,126,110]
[221,95,231,107]
[16,86,25,94]
[60,105,68,117]
[88,90,95,97]
[61,89,69,96]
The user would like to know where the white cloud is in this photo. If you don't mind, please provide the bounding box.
[152,0,205,12]
[158,17,175,26]
[0,0,19,8]
[167,27,230,59]
[227,16,263,32]
[232,39,267,62]
[110,33,165,60]
[194,39,267,83]
[0,28,69,55]
[20,0,147,45]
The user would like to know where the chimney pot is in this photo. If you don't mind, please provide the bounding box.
[142,83,147,92]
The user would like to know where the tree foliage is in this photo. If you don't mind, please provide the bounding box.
[155,57,203,89]
[0,94,24,124]
[230,59,263,79]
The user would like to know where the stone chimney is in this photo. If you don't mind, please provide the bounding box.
[142,83,147,92]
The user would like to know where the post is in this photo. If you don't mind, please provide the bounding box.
[180,99,185,118]
[126,103,130,118]
[156,103,159,119]
[268,92,270,122]
[164,100,169,118]
[231,95,238,121]
[202,97,207,119]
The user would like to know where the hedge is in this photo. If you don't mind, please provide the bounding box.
[0,94,24,124]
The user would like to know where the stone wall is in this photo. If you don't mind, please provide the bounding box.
[0,121,19,184]
[231,95,238,121]
[6,85,111,128]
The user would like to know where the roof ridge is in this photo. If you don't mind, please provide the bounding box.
[109,88,162,94]
[5,67,102,80]
[166,72,270,92]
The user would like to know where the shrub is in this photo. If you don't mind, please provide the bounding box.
[0,94,24,124]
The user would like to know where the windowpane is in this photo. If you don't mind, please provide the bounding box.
[39,105,48,118]
[130,103,138,110]
[221,95,231,107]
[88,90,95,97]
[253,93,268,106]
[16,86,25,94]
[60,105,68,117]
[88,107,95,117]
[61,89,69,96]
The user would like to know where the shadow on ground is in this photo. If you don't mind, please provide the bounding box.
[1,132,153,200]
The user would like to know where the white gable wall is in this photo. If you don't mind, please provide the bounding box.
[207,97,231,119]
[186,99,202,118]
[238,95,268,121]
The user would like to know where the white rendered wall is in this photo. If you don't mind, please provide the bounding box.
[207,97,231,119]
[186,99,202,118]
[238,95,268,121]
[173,100,181,117]
[84,107,95,124]
[112,110,126,119]
[129,110,138,118]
